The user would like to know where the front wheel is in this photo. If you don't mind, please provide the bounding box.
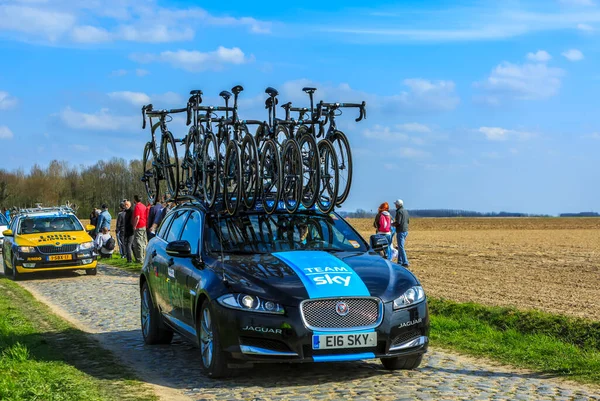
[161,132,180,199]
[141,282,173,345]
[316,140,339,214]
[223,140,242,215]
[329,131,352,205]
[142,142,160,205]
[197,300,231,378]
[202,133,219,208]
[259,139,281,214]
[11,256,20,281]
[280,138,302,213]
[380,354,423,370]
[85,268,97,276]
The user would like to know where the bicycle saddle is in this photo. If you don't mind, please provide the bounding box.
[219,91,232,100]
[281,101,292,109]
[187,94,202,105]
[302,87,317,93]
[190,89,203,95]
[265,87,279,97]
[231,85,244,95]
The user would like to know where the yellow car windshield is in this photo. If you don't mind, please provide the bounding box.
[18,216,83,234]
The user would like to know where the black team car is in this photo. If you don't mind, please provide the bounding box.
[140,200,429,378]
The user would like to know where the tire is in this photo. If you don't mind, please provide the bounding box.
[11,255,20,281]
[85,268,97,276]
[241,134,259,210]
[202,133,219,207]
[3,255,12,277]
[142,142,160,205]
[181,127,199,196]
[297,129,320,209]
[223,140,242,215]
[280,138,302,213]
[380,354,423,370]
[141,282,174,345]
[275,125,290,147]
[197,299,231,378]
[329,131,353,206]
[161,132,180,199]
[259,139,281,214]
[316,140,338,214]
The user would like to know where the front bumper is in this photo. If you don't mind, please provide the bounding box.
[214,298,429,363]
[14,249,98,273]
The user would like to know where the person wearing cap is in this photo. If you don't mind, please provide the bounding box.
[95,204,112,237]
[392,199,410,267]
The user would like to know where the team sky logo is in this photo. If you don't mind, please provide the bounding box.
[303,266,353,287]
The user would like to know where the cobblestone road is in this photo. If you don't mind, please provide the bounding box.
[4,261,599,401]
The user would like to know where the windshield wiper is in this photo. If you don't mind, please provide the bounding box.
[218,249,266,255]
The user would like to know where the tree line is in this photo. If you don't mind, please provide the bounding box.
[339,209,553,218]
[0,158,146,218]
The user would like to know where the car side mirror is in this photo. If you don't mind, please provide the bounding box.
[370,234,388,252]
[166,240,192,257]
[2,229,13,237]
[86,224,95,231]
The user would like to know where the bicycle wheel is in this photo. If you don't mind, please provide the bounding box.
[202,132,219,207]
[161,132,180,200]
[241,134,259,210]
[280,138,302,213]
[259,139,281,215]
[329,130,353,205]
[224,140,242,215]
[192,124,205,197]
[297,130,320,210]
[275,125,290,148]
[142,142,160,204]
[317,139,338,213]
[181,128,198,195]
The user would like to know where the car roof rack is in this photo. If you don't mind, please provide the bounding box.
[16,205,76,216]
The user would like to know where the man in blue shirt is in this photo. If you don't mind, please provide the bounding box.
[95,204,112,236]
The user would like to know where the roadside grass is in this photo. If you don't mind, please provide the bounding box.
[0,278,155,401]
[99,253,143,271]
[429,297,600,385]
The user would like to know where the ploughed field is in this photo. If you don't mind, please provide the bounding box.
[348,217,600,322]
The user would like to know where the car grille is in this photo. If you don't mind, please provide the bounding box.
[37,244,78,254]
[301,297,382,330]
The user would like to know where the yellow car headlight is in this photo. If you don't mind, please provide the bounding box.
[18,246,36,253]
[79,241,94,250]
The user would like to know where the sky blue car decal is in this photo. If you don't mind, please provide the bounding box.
[273,251,370,298]
[313,353,376,362]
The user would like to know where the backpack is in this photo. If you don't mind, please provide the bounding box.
[104,236,116,251]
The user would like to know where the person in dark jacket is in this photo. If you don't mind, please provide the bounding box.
[89,208,98,239]
[123,200,135,263]
[392,199,410,267]
[116,201,127,258]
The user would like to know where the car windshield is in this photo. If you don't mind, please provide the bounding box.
[205,212,368,254]
[0,214,7,226]
[18,215,83,234]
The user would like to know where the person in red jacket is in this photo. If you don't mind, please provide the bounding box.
[132,195,148,263]
[374,202,392,260]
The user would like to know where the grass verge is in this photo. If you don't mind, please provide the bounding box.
[99,253,143,271]
[0,278,155,401]
[429,297,600,385]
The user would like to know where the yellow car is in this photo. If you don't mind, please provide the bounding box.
[2,207,98,280]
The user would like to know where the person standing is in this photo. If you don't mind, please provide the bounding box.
[132,195,148,263]
[95,204,112,237]
[89,208,98,239]
[147,197,164,240]
[393,199,410,267]
[123,201,135,263]
[116,201,126,258]
[374,202,393,260]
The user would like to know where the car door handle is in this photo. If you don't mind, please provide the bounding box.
[168,258,174,267]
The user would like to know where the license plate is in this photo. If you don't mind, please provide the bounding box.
[48,254,72,261]
[312,332,377,350]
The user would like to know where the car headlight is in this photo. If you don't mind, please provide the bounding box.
[18,246,36,253]
[217,293,285,315]
[79,242,94,250]
[393,286,425,310]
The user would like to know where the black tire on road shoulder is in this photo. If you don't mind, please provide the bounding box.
[197,299,231,378]
[11,256,20,281]
[3,256,12,277]
[86,268,97,276]
[380,354,423,370]
[141,282,173,345]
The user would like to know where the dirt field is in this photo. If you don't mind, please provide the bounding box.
[349,217,600,322]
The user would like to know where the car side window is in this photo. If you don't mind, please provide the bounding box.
[179,211,201,255]
[157,212,175,239]
[165,211,189,243]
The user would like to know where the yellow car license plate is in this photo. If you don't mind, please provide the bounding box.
[48,254,73,261]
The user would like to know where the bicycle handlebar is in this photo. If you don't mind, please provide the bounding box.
[316,101,367,122]
[141,104,153,129]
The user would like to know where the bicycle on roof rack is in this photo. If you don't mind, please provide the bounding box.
[141,104,188,203]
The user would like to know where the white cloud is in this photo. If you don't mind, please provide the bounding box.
[71,25,111,43]
[0,91,18,110]
[582,132,600,139]
[108,91,151,106]
[399,147,431,159]
[364,125,409,141]
[562,49,584,61]
[527,50,551,62]
[478,126,535,141]
[131,47,251,72]
[69,144,90,152]
[559,0,595,6]
[110,69,128,77]
[0,5,75,41]
[475,61,565,102]
[0,126,13,139]
[135,68,149,77]
[59,107,137,131]
[396,122,431,133]
[577,23,595,31]
[394,79,460,113]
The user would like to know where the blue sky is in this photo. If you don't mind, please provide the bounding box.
[0,0,599,215]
